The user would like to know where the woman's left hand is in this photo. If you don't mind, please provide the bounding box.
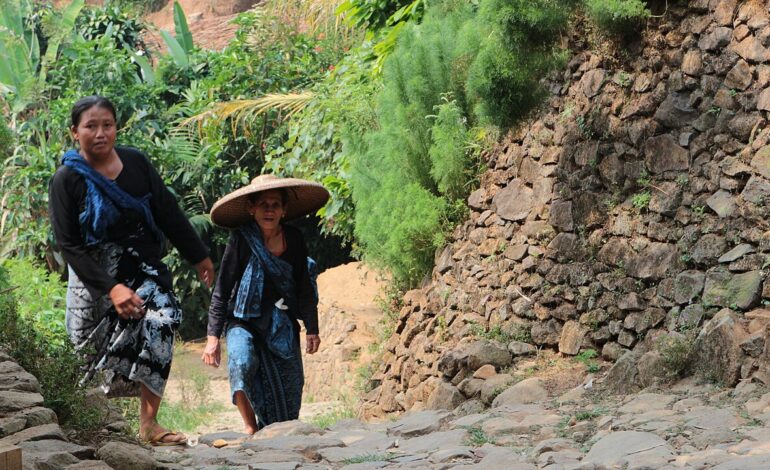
[306,334,321,354]
[195,257,215,288]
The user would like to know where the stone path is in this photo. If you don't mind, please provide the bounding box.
[149,377,770,470]
[8,344,770,469]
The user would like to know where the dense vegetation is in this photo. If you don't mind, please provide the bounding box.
[0,263,102,430]
[0,0,651,365]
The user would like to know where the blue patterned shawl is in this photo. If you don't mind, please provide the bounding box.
[233,221,295,320]
[61,149,161,246]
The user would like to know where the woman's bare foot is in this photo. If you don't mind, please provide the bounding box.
[244,425,258,435]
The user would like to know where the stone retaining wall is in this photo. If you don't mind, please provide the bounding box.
[362,0,770,419]
[0,350,155,469]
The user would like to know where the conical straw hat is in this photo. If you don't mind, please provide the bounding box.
[210,174,330,228]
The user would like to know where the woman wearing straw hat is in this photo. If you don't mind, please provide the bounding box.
[202,174,328,433]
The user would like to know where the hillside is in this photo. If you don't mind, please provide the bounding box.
[361,0,770,418]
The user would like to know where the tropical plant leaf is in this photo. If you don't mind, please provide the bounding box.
[131,51,155,84]
[187,214,212,238]
[40,0,85,84]
[181,92,314,136]
[160,29,189,68]
[173,0,194,54]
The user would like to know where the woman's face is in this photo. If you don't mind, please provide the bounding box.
[71,106,116,160]
[249,190,286,232]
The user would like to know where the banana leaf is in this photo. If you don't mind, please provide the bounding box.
[161,29,189,68]
[173,0,194,54]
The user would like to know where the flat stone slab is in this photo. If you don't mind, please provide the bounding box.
[240,435,345,453]
[97,441,156,470]
[491,378,548,408]
[65,461,114,469]
[225,449,307,465]
[719,244,755,263]
[450,413,487,429]
[198,431,251,446]
[0,423,65,446]
[712,454,770,469]
[253,420,320,439]
[429,446,474,463]
[339,462,389,470]
[324,430,394,450]
[318,445,394,464]
[0,390,44,413]
[618,393,678,413]
[684,407,745,430]
[395,429,468,454]
[20,439,94,460]
[584,431,674,467]
[387,410,452,438]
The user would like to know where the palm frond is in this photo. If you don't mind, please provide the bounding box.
[187,213,212,238]
[180,92,314,136]
[166,125,201,163]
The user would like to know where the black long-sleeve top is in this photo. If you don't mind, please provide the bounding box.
[207,226,319,338]
[49,146,209,298]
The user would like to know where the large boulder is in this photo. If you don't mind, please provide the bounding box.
[491,378,548,408]
[703,270,762,310]
[644,135,689,174]
[558,321,588,355]
[626,243,679,280]
[604,351,642,394]
[96,442,155,470]
[493,179,534,221]
[437,340,512,378]
[426,381,465,410]
[690,309,750,386]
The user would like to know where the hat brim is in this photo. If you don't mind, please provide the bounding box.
[210,178,330,228]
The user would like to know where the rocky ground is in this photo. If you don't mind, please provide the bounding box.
[150,375,770,470]
[11,340,770,470]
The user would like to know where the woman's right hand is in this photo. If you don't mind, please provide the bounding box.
[109,283,145,320]
[201,336,221,367]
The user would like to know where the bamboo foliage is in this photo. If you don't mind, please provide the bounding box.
[180,92,314,136]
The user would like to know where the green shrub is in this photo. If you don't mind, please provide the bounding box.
[657,333,694,379]
[76,4,148,52]
[632,191,651,210]
[464,0,571,127]
[0,118,13,158]
[429,97,473,200]
[337,0,420,30]
[4,258,68,349]
[353,178,447,286]
[346,0,572,286]
[0,265,102,431]
[584,0,650,35]
[347,4,474,287]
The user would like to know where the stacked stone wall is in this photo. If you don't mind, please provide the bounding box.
[363,0,770,418]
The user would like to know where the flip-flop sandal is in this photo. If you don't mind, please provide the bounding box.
[145,430,188,447]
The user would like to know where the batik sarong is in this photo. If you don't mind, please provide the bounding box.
[65,241,181,397]
[226,324,304,427]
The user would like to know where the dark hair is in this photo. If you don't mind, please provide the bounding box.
[70,96,117,127]
[248,188,289,206]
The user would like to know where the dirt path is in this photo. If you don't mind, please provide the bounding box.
[163,261,385,442]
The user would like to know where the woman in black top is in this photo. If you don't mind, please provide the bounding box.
[49,96,214,446]
[203,174,327,434]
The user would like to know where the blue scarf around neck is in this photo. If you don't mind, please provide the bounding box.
[61,149,162,246]
[233,221,295,320]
